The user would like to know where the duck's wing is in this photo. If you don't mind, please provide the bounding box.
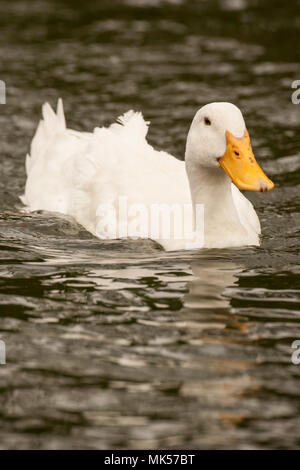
[71,109,190,236]
[22,101,190,240]
[22,103,147,216]
[231,183,261,236]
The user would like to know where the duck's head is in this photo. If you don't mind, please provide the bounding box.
[185,102,274,192]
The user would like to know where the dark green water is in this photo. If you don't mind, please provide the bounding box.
[0,0,300,449]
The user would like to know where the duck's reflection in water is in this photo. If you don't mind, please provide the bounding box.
[178,251,254,343]
[179,253,258,433]
[184,252,242,313]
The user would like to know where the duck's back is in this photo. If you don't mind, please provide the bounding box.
[22,100,191,238]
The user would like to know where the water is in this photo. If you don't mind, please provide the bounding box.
[0,0,300,449]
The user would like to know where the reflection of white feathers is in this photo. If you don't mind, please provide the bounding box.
[22,99,261,250]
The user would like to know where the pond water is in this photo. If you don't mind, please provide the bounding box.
[0,0,300,449]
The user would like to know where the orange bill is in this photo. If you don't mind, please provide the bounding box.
[218,129,274,192]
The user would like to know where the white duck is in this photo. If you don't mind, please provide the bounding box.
[22,100,274,251]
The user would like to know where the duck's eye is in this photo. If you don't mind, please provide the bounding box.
[204,117,211,126]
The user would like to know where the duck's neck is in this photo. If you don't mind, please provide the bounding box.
[185,161,245,247]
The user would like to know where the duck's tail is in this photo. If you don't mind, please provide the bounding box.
[25,98,66,175]
[20,99,67,206]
